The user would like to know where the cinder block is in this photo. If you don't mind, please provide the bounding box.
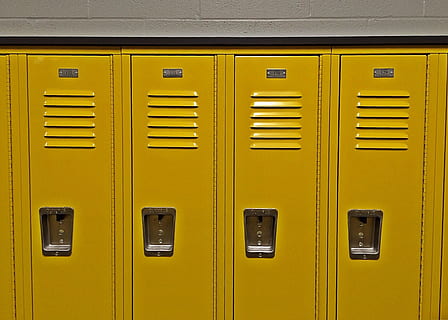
[366,17,448,34]
[0,0,87,18]
[425,0,448,16]
[1,17,447,37]
[200,0,309,19]
[310,0,422,17]
[90,0,200,18]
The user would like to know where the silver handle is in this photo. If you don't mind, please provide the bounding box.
[142,207,176,257]
[39,207,74,256]
[244,208,278,258]
[348,209,383,260]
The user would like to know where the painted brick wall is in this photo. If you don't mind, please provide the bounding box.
[0,0,447,36]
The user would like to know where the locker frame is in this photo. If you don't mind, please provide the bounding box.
[8,49,123,320]
[0,54,16,320]
[0,46,446,320]
[328,49,447,320]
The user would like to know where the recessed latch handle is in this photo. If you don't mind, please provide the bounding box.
[142,207,176,257]
[348,209,383,260]
[39,207,74,256]
[244,208,278,258]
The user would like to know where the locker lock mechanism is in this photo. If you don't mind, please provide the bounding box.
[142,207,176,257]
[244,208,278,258]
[348,209,383,260]
[39,207,74,257]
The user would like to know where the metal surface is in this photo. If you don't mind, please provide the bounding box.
[244,208,277,258]
[338,55,427,320]
[39,207,74,256]
[142,207,176,257]
[58,68,79,78]
[266,69,286,79]
[3,36,448,46]
[348,209,383,260]
[132,55,215,320]
[28,55,114,320]
[234,55,319,320]
[0,55,14,320]
[163,68,183,78]
[374,68,394,78]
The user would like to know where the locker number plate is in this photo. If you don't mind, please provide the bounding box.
[266,69,286,79]
[374,68,394,78]
[58,68,79,78]
[163,69,183,78]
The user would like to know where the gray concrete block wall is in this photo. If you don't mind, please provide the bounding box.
[0,0,447,36]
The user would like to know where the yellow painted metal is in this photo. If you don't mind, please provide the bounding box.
[27,55,115,319]
[224,54,235,320]
[234,56,320,320]
[122,47,331,55]
[0,47,121,55]
[338,55,427,320]
[0,55,15,320]
[317,54,332,320]
[11,54,33,320]
[444,194,448,320]
[332,46,448,54]
[417,54,446,320]
[327,54,340,320]
[132,56,216,320]
[0,46,446,320]
[112,54,124,320]
[121,54,133,320]
[441,54,448,320]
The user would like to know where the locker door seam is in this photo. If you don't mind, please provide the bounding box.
[419,54,431,320]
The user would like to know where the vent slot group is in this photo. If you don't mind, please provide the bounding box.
[43,91,96,149]
[147,91,199,149]
[249,91,302,150]
[355,90,410,150]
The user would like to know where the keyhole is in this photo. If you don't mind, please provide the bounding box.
[358,216,368,224]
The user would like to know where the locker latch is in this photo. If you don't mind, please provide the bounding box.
[348,209,383,260]
[244,208,278,258]
[39,207,74,256]
[142,207,176,257]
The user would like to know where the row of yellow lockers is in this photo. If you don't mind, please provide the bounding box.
[0,50,448,320]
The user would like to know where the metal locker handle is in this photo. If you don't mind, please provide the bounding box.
[39,207,74,256]
[348,209,383,260]
[244,208,278,258]
[142,207,176,257]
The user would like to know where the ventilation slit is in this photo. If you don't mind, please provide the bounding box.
[147,91,199,149]
[355,91,410,150]
[250,91,302,150]
[43,91,96,149]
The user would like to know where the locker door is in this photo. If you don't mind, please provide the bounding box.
[234,56,320,320]
[443,223,448,319]
[443,165,448,318]
[0,55,14,319]
[338,55,427,320]
[28,56,114,319]
[132,56,215,320]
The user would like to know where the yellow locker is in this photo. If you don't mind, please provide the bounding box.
[0,55,14,319]
[444,127,448,320]
[132,56,216,320]
[443,217,448,319]
[234,56,320,320]
[338,55,427,319]
[27,56,115,319]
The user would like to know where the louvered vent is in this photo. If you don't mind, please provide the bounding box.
[355,90,410,150]
[250,91,302,150]
[147,91,199,149]
[43,90,96,149]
